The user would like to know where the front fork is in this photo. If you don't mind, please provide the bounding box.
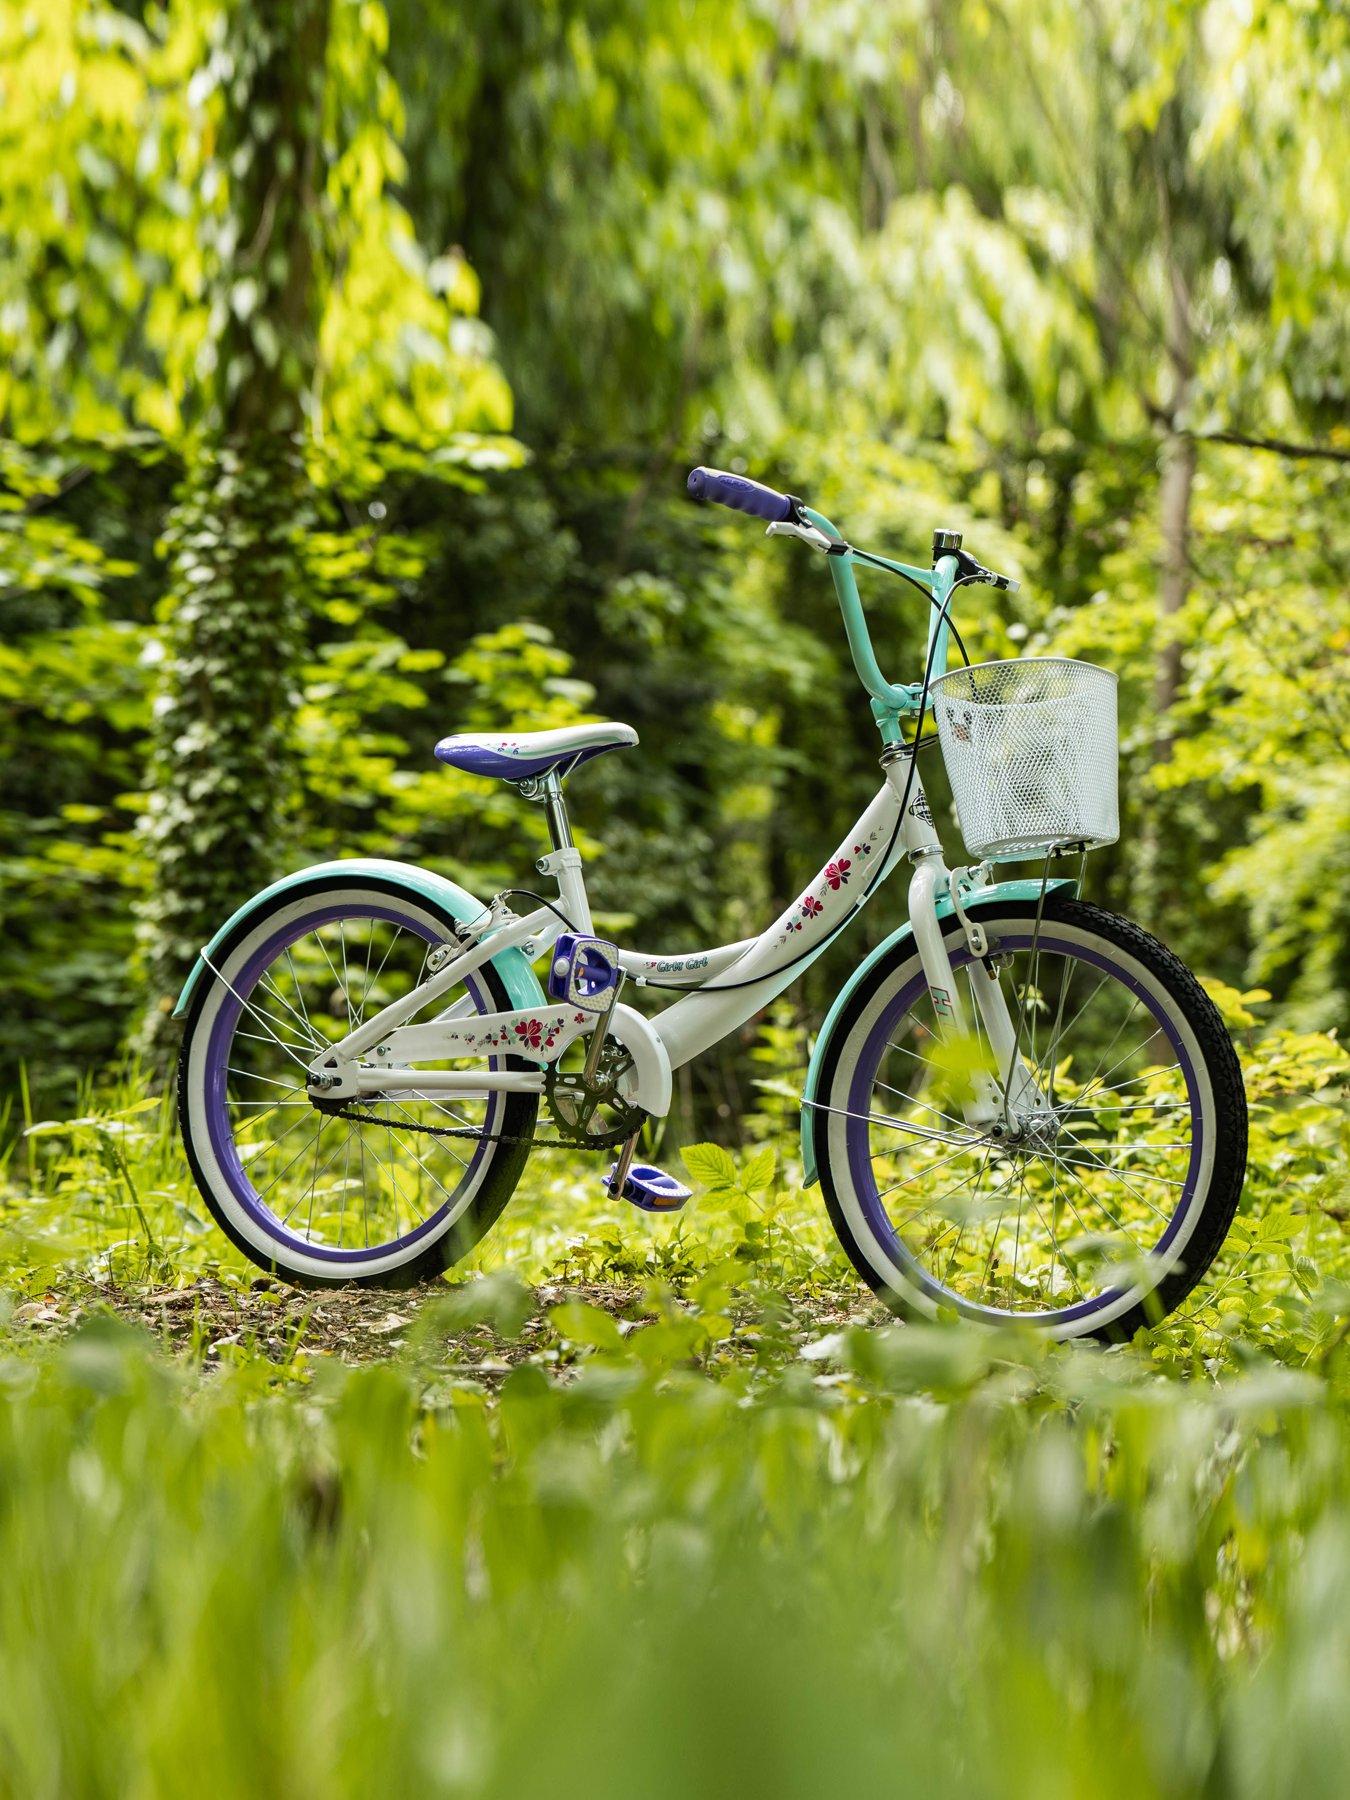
[907,856,1043,1132]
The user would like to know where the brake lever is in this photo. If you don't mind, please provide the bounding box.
[951,547,1020,594]
[765,519,835,552]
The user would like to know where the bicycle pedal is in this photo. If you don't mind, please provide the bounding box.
[547,933,622,1012]
[603,1162,692,1213]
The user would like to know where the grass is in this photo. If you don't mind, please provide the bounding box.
[0,991,1346,1797]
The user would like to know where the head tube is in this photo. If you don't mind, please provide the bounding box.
[926,555,960,684]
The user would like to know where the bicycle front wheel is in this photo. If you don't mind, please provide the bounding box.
[813,896,1246,1339]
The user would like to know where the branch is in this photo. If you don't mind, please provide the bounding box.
[1188,429,1350,465]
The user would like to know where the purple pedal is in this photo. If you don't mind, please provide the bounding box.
[547,933,621,1011]
[604,1162,692,1214]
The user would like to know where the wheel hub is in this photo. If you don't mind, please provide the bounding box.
[986,1106,1065,1153]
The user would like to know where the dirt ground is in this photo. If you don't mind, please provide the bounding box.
[8,1273,889,1376]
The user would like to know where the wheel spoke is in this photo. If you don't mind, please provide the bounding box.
[1073,997,1144,1098]
[283,948,318,1044]
[873,1077,970,1134]
[339,921,354,1035]
[877,1140,987,1202]
[1070,1028,1173,1110]
[248,1108,325,1180]
[233,1026,314,1072]
[1072,1099,1188,1115]
[257,969,323,1049]
[1053,1140,1185,1201]
[381,1122,468,1219]
[227,1067,304,1093]
[1072,1063,1182,1105]
[940,1143,995,1284]
[1042,951,1077,1107]
[360,924,404,1019]
[1046,1144,1170,1230]
[313,929,355,1034]
[384,1099,471,1171]
[1041,1155,1143,1260]
[1044,970,1110,1095]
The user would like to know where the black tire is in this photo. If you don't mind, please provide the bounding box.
[176,873,538,1289]
[812,894,1247,1340]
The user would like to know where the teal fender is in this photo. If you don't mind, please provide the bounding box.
[172,857,545,1020]
[799,877,1076,1186]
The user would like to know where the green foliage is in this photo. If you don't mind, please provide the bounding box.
[0,1258,1348,1793]
[1,0,1347,1109]
[136,442,315,1035]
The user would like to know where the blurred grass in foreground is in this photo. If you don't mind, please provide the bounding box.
[0,1317,1347,1799]
[0,993,1346,1797]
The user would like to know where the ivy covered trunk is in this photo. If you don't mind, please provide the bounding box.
[138,0,330,1052]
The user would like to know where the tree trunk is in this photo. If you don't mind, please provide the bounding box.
[1136,118,1196,912]
[1153,418,1196,762]
[138,0,330,1054]
[1152,207,1196,765]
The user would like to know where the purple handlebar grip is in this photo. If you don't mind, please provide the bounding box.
[687,466,794,523]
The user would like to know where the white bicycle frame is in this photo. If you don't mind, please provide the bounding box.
[307,754,1038,1131]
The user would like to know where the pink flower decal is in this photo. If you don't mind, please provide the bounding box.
[514,1018,545,1049]
[853,841,871,857]
[801,894,824,920]
[825,859,851,890]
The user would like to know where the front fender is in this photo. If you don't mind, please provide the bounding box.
[799,877,1076,1186]
[172,857,545,1020]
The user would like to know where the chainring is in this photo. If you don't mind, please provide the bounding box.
[544,1045,646,1149]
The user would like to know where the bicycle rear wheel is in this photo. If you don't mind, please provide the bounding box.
[813,896,1246,1339]
[178,876,537,1286]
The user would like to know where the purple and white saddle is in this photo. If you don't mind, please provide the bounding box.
[434,721,638,782]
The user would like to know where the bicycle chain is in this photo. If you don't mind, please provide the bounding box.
[324,1044,644,1153]
[326,1106,637,1152]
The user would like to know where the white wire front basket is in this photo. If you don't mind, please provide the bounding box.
[931,657,1120,862]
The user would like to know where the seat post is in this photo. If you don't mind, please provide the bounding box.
[526,769,592,930]
[539,769,573,850]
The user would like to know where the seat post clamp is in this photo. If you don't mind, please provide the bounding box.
[535,847,582,880]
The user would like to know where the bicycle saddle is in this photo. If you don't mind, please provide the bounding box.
[434,721,638,782]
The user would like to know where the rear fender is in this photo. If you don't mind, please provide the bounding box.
[171,858,544,1020]
[799,877,1076,1186]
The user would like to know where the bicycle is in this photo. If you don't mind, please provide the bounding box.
[174,465,1247,1338]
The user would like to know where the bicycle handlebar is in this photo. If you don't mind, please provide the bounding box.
[687,464,1019,611]
[687,465,796,523]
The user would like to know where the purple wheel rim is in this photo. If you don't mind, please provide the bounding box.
[844,931,1202,1326]
[202,903,499,1264]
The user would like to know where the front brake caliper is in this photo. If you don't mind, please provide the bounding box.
[948,867,990,960]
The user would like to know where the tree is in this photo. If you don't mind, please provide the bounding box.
[136,0,332,1051]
